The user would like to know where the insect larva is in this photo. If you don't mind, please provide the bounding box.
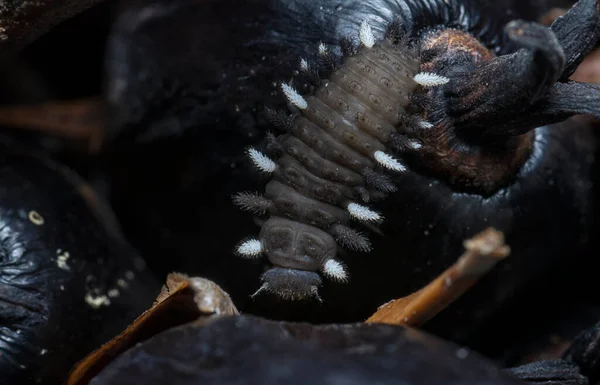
[233,18,439,300]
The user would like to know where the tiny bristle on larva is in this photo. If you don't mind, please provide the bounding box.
[414,72,450,87]
[359,20,375,48]
[323,259,348,282]
[236,239,263,258]
[247,147,277,173]
[363,169,396,193]
[299,58,309,71]
[281,83,308,110]
[265,132,284,155]
[373,151,407,172]
[232,192,272,215]
[318,42,328,55]
[340,36,357,56]
[347,202,382,222]
[264,107,294,131]
[419,120,434,129]
[332,224,372,252]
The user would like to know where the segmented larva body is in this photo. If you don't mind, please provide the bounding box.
[233,19,447,300]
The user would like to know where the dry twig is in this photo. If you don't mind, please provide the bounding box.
[366,227,510,326]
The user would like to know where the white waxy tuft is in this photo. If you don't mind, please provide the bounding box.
[347,202,382,222]
[408,140,422,150]
[318,42,328,55]
[359,20,375,48]
[373,150,406,172]
[414,72,450,87]
[299,58,309,71]
[280,83,308,110]
[419,120,434,129]
[323,259,348,282]
[247,148,277,173]
[237,239,263,258]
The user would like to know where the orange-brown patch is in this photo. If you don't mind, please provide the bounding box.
[422,29,495,64]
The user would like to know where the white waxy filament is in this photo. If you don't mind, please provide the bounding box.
[247,148,277,173]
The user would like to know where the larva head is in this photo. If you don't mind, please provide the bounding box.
[259,217,337,271]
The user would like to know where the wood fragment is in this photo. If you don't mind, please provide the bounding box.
[366,227,510,326]
[66,273,238,385]
[0,98,106,153]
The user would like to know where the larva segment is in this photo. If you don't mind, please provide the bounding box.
[265,181,350,228]
[279,136,364,186]
[289,117,375,173]
[274,155,358,205]
[235,18,424,300]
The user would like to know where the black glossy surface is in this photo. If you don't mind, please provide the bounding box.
[90,315,527,385]
[0,136,160,385]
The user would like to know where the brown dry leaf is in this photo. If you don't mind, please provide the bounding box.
[366,228,510,326]
[66,273,238,385]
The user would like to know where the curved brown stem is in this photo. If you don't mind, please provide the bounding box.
[366,228,509,327]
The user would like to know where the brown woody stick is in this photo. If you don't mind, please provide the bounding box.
[0,98,106,153]
[366,227,510,326]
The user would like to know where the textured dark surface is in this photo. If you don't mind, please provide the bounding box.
[0,135,160,385]
[507,360,588,385]
[99,0,598,348]
[565,320,600,385]
[0,0,108,56]
[89,315,527,385]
